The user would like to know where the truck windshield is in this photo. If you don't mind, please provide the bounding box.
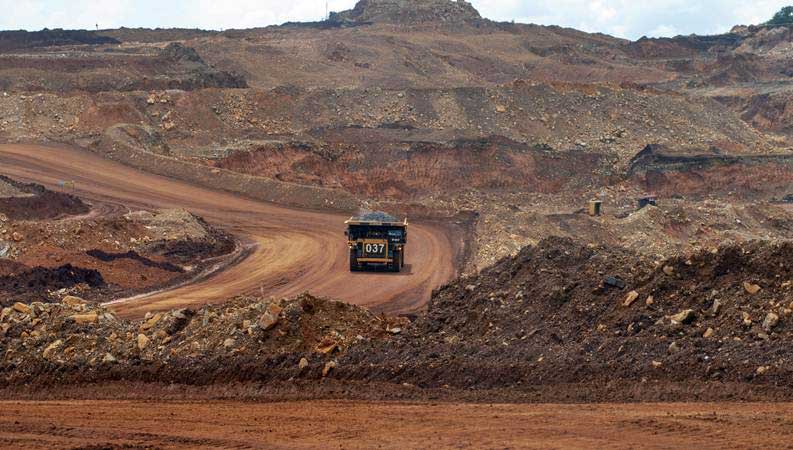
[348,226,379,239]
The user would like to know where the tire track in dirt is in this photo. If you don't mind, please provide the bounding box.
[2,400,792,449]
[0,144,458,317]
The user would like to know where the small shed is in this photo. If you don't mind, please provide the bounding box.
[587,199,602,216]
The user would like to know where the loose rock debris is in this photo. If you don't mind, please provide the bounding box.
[341,237,793,393]
[2,237,791,401]
[0,177,234,303]
[1,293,406,385]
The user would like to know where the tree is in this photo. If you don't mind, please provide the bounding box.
[767,6,793,26]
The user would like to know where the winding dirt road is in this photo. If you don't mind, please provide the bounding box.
[0,144,459,317]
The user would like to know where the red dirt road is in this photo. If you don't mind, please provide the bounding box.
[0,144,458,317]
[1,400,791,449]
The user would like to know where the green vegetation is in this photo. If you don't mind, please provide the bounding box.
[767,6,793,26]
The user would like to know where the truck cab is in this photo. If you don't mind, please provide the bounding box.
[345,212,407,272]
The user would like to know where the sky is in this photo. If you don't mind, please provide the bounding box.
[0,0,790,40]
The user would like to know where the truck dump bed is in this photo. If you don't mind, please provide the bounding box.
[345,211,408,227]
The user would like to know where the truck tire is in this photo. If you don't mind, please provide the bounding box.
[349,250,358,272]
[391,250,402,272]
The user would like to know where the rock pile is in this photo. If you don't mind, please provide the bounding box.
[3,236,793,401]
[0,178,29,198]
[0,175,89,221]
[342,237,793,392]
[124,209,235,262]
[0,293,405,385]
[330,0,482,25]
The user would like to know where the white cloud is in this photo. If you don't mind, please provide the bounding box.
[648,24,680,37]
[0,0,137,30]
[182,0,358,29]
[473,0,791,38]
[0,0,789,39]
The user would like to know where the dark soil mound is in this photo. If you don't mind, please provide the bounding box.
[144,222,236,263]
[0,259,28,277]
[0,264,105,305]
[160,42,204,63]
[0,176,89,220]
[340,237,793,393]
[86,250,184,273]
[0,29,119,52]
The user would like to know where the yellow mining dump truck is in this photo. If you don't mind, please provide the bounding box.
[345,212,407,272]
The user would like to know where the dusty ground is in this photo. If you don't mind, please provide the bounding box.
[0,4,792,447]
[1,400,792,449]
[0,143,460,317]
[0,175,235,304]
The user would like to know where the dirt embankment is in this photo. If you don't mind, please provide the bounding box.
[339,237,793,398]
[0,174,236,304]
[0,294,405,386]
[628,144,793,199]
[0,29,118,52]
[211,135,605,200]
[96,124,361,212]
[3,237,793,402]
[0,80,771,168]
[0,175,89,220]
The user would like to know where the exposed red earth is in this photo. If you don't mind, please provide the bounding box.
[2,400,793,449]
[0,143,459,317]
[1,0,793,446]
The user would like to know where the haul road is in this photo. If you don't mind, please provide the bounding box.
[0,144,459,316]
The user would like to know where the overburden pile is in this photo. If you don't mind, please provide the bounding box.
[2,237,792,400]
[341,237,793,392]
[1,294,405,385]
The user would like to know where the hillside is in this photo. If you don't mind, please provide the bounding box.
[0,0,791,270]
[2,3,793,441]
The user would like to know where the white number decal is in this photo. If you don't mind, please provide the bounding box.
[364,243,385,253]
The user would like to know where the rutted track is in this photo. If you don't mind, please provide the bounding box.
[0,144,459,317]
[4,400,793,449]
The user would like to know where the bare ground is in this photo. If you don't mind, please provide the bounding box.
[1,399,791,449]
[0,144,460,317]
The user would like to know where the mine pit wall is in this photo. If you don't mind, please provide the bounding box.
[708,91,793,141]
[628,150,793,200]
[0,81,770,159]
[739,92,793,138]
[0,56,247,93]
[92,129,361,212]
[0,35,246,93]
[210,137,607,201]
